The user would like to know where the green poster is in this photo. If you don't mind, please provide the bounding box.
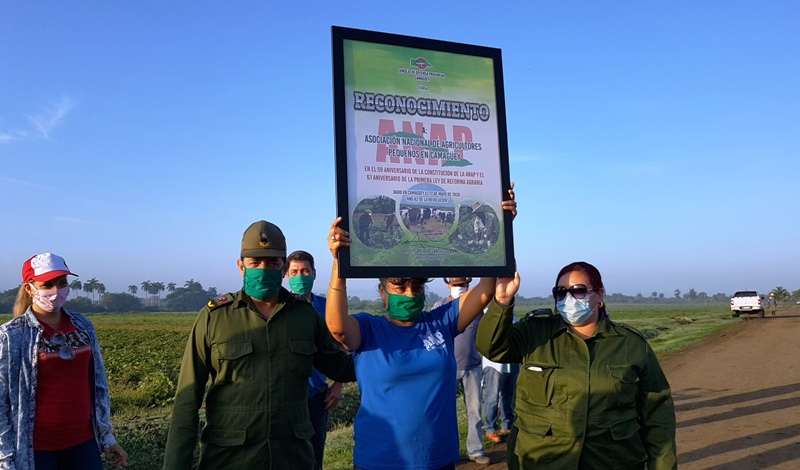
[333,27,514,278]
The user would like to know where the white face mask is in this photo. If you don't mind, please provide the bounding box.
[30,285,70,313]
[556,292,595,326]
[449,285,468,299]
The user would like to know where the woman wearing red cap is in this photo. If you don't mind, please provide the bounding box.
[0,253,128,469]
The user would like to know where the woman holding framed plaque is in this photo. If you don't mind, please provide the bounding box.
[325,189,518,470]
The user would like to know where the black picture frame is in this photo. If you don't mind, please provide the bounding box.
[332,26,514,279]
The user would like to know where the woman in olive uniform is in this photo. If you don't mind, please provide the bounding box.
[476,261,676,470]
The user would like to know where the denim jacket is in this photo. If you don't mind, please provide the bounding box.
[0,308,118,469]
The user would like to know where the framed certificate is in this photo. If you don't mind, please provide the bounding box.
[332,26,514,279]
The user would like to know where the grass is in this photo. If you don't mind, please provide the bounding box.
[0,312,197,470]
[603,304,738,357]
[0,303,736,469]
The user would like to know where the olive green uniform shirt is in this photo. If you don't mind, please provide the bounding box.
[163,288,355,470]
[476,301,677,470]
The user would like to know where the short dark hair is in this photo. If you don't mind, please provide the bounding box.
[380,277,431,286]
[379,277,431,293]
[287,250,315,270]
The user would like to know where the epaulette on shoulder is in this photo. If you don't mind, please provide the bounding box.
[206,295,234,311]
[617,322,648,340]
[524,308,554,320]
[521,312,559,329]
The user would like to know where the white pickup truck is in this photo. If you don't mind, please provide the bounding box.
[730,291,764,318]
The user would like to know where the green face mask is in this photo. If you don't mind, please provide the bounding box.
[382,283,425,322]
[243,266,283,301]
[288,274,315,295]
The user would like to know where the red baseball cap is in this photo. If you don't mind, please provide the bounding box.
[21,253,78,283]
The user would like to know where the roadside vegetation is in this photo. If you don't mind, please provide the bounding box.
[5,281,799,317]
[0,302,751,469]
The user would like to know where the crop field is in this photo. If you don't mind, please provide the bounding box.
[0,303,736,469]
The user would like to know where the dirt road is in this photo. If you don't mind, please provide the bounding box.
[666,305,800,469]
[457,305,800,469]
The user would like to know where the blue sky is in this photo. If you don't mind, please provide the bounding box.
[2,1,798,301]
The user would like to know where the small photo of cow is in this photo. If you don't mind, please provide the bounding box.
[449,203,501,254]
[399,204,456,241]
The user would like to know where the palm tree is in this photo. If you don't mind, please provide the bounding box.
[772,286,791,301]
[84,278,100,302]
[96,283,106,300]
[128,285,138,296]
[153,282,166,308]
[70,279,82,299]
[83,279,95,300]
[167,282,177,294]
[141,281,152,306]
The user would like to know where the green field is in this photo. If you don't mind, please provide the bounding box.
[0,303,737,469]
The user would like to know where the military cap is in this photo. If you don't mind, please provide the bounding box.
[241,220,287,258]
[443,277,472,285]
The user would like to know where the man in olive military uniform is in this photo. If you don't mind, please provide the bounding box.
[164,220,356,470]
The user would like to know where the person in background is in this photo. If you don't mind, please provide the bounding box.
[473,213,486,244]
[285,249,345,470]
[357,210,372,242]
[325,185,518,470]
[432,277,489,465]
[481,317,519,443]
[164,220,355,469]
[476,261,677,469]
[0,252,128,469]
[767,293,777,315]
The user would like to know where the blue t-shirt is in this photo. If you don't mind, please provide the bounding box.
[307,293,328,397]
[433,296,482,370]
[352,301,461,470]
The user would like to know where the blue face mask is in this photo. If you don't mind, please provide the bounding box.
[556,293,595,326]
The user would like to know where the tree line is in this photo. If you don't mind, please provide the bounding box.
[0,279,218,313]
[2,283,798,315]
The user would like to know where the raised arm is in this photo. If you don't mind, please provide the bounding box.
[458,182,518,331]
[325,217,362,351]
[502,181,517,219]
[457,277,496,332]
[475,273,522,363]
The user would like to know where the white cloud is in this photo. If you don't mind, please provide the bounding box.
[0,95,77,144]
[0,129,29,144]
[26,95,77,139]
